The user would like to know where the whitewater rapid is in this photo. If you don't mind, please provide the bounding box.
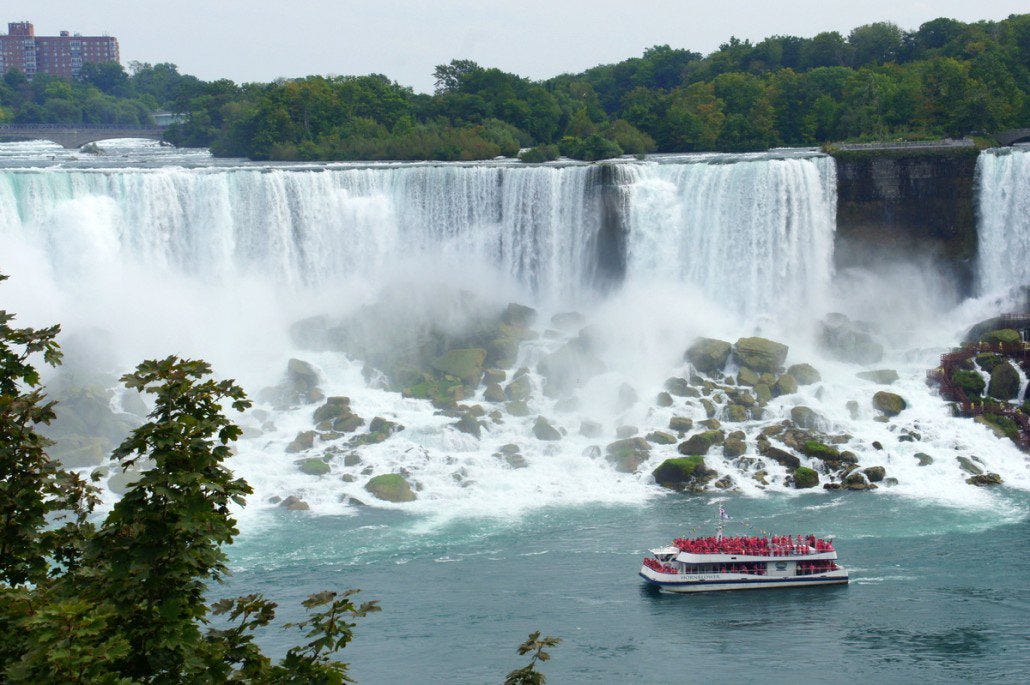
[1,144,1027,522]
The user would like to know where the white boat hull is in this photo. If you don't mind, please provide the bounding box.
[639,568,849,593]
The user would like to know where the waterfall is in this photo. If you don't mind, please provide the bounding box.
[976,147,1030,295]
[621,154,837,318]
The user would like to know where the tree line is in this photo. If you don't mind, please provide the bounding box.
[1,15,1027,160]
[0,271,558,683]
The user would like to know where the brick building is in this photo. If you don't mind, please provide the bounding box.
[0,21,119,78]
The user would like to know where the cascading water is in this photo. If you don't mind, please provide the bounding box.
[976,146,1030,295]
[621,153,837,319]
[1,145,1027,522]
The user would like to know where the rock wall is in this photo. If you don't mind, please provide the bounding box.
[831,147,980,295]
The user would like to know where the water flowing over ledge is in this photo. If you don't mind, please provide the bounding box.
[976,146,1030,295]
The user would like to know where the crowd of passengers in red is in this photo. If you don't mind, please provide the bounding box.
[672,535,835,556]
[642,556,841,575]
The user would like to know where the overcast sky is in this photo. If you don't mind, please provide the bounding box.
[7,1,1027,92]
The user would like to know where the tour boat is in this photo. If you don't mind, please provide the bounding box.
[640,508,849,593]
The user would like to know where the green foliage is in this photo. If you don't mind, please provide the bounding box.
[519,144,559,163]
[505,631,561,685]
[951,369,986,396]
[558,133,623,161]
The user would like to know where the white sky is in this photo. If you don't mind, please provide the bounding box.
[7,1,1027,92]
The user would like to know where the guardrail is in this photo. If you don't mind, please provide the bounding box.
[0,123,166,131]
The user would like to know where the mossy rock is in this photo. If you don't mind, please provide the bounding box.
[656,391,674,407]
[502,303,537,327]
[364,473,416,502]
[484,383,506,403]
[736,367,760,386]
[974,353,1003,372]
[966,473,1003,486]
[725,404,748,423]
[431,348,487,384]
[533,416,562,441]
[787,363,821,385]
[646,430,677,445]
[452,413,483,438]
[914,452,933,466]
[483,368,507,385]
[753,383,773,404]
[773,374,798,397]
[793,467,819,489]
[404,375,466,407]
[956,456,983,475]
[504,375,533,402]
[733,337,788,373]
[286,430,318,453]
[987,361,1020,400]
[790,406,822,430]
[862,465,886,482]
[664,377,698,397]
[685,338,732,374]
[506,400,531,417]
[652,456,710,491]
[951,369,985,396]
[722,437,746,458]
[297,458,331,476]
[668,416,693,433]
[700,398,716,418]
[800,440,841,461]
[979,328,1021,345]
[605,437,651,473]
[677,429,724,456]
[873,391,906,417]
[857,369,900,385]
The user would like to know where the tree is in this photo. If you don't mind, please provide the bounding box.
[848,22,905,66]
[505,631,561,685]
[433,59,483,94]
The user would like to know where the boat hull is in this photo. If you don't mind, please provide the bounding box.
[639,571,849,593]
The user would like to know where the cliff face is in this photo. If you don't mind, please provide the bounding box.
[831,147,980,295]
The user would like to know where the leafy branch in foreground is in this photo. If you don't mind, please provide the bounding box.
[505,631,562,685]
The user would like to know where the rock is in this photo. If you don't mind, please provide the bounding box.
[503,303,537,328]
[503,453,528,469]
[431,348,487,384]
[790,406,822,430]
[505,400,531,417]
[605,437,651,473]
[725,404,748,423]
[773,374,798,397]
[453,413,483,438]
[713,475,734,490]
[664,377,699,397]
[504,375,533,402]
[760,444,801,469]
[646,430,677,445]
[699,418,721,430]
[915,452,933,466]
[793,467,819,488]
[800,440,841,461]
[286,430,317,453]
[729,389,756,407]
[883,477,899,487]
[350,417,404,446]
[652,456,713,491]
[483,368,507,385]
[312,397,364,432]
[818,313,884,364]
[296,458,330,476]
[857,369,900,385]
[753,383,772,404]
[862,466,886,482]
[956,456,983,475]
[873,391,906,417]
[733,337,789,373]
[846,400,860,420]
[722,436,746,458]
[616,425,638,439]
[987,361,1020,400]
[700,398,716,418]
[979,328,1021,345]
[280,495,310,511]
[365,474,416,502]
[843,471,876,490]
[260,359,323,408]
[678,429,724,456]
[579,420,603,438]
[533,416,562,441]
[668,416,693,433]
[484,383,506,403]
[872,441,883,450]
[616,383,638,411]
[537,342,605,397]
[656,391,674,407]
[951,369,986,396]
[973,353,1003,372]
[787,363,821,385]
[685,338,732,374]
[550,311,585,330]
[966,473,1003,486]
[736,367,760,386]
[343,453,362,467]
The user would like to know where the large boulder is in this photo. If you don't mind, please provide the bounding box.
[733,337,788,373]
[862,466,886,483]
[668,416,694,433]
[790,406,822,430]
[722,436,746,458]
[773,374,798,397]
[286,430,317,453]
[646,431,677,445]
[979,328,1021,345]
[818,314,883,364]
[364,474,416,502]
[966,473,1003,486]
[42,385,141,468]
[504,375,533,402]
[259,359,324,408]
[685,338,732,375]
[760,444,801,469]
[664,377,698,398]
[677,429,724,456]
[652,456,713,491]
[605,438,651,473]
[296,457,330,476]
[987,361,1020,400]
[873,391,907,417]
[312,397,365,432]
[431,348,487,384]
[793,467,819,489]
[787,364,821,385]
[533,416,562,441]
[502,303,537,328]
